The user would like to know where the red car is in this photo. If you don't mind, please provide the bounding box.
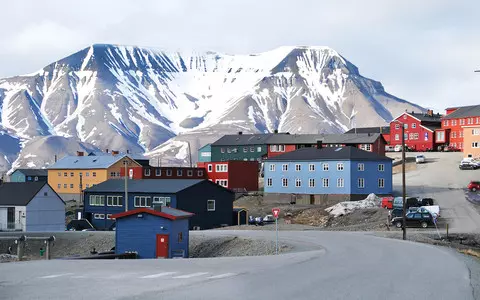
[381,197,394,209]
[468,181,480,192]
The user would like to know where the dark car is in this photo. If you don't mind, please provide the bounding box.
[406,197,421,209]
[459,163,479,170]
[391,212,434,229]
[391,208,404,219]
[420,198,434,206]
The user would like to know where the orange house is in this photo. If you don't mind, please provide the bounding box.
[463,125,480,159]
[441,105,480,151]
[47,153,141,202]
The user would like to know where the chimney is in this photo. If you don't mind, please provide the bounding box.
[112,150,119,156]
[127,149,130,154]
[77,151,84,156]
[316,140,323,149]
[274,129,278,134]
[380,127,383,134]
[427,109,433,117]
[106,149,109,153]
[238,131,243,135]
[411,110,414,114]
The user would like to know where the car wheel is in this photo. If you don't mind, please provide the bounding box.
[473,187,477,192]
[395,221,402,228]
[421,222,428,228]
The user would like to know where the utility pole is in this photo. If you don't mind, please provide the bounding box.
[401,122,407,240]
[124,159,128,212]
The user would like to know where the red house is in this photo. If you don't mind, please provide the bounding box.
[438,105,480,151]
[389,110,442,151]
[197,161,259,192]
[120,166,207,180]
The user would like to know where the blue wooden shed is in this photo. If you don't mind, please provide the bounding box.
[111,207,193,259]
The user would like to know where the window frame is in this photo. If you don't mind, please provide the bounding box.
[134,196,151,208]
[358,163,364,171]
[177,169,183,176]
[322,178,329,188]
[378,178,385,188]
[308,178,315,188]
[155,168,161,176]
[282,164,288,171]
[378,164,385,172]
[309,164,315,172]
[337,163,344,171]
[337,178,344,188]
[322,163,329,171]
[207,200,216,211]
[266,178,273,187]
[295,178,301,187]
[144,168,151,176]
[295,164,301,171]
[282,178,288,187]
[358,178,365,189]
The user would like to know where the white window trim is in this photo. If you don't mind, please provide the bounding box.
[337,178,344,188]
[282,178,288,187]
[282,164,288,171]
[358,178,365,189]
[215,179,228,187]
[153,196,171,206]
[187,170,193,177]
[269,164,275,172]
[134,196,151,208]
[322,178,329,188]
[309,164,315,171]
[378,178,385,188]
[308,178,315,188]
[358,163,364,171]
[322,163,329,171]
[295,164,301,171]
[107,195,123,207]
[155,169,161,176]
[177,169,183,176]
[207,200,216,211]
[144,168,151,176]
[295,178,301,187]
[266,178,273,187]
[337,163,344,171]
[215,164,228,172]
[207,165,212,172]
[378,164,385,172]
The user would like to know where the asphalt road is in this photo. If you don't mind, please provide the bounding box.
[390,152,480,233]
[0,230,476,300]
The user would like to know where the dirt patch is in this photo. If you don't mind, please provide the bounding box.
[393,161,417,174]
[460,249,480,259]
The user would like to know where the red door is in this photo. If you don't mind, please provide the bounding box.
[156,234,169,258]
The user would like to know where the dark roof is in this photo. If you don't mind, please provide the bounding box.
[321,133,384,144]
[408,112,442,122]
[0,182,47,206]
[13,169,48,177]
[442,104,480,120]
[212,133,276,146]
[422,124,441,132]
[111,207,193,221]
[263,134,325,144]
[265,146,393,162]
[344,126,390,135]
[85,179,206,193]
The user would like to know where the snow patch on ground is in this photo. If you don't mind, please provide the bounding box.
[325,193,381,217]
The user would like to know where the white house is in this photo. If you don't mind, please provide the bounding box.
[0,182,65,232]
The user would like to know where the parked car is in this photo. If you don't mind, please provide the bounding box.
[419,198,434,206]
[254,216,264,226]
[408,206,440,218]
[468,181,480,192]
[459,162,479,170]
[391,208,404,219]
[391,212,434,228]
[385,145,395,152]
[415,155,426,164]
[263,215,275,223]
[381,197,394,209]
[394,145,403,152]
[248,216,256,225]
[393,197,422,209]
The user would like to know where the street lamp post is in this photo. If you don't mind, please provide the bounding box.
[394,120,407,240]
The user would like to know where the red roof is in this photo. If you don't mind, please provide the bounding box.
[111,208,193,220]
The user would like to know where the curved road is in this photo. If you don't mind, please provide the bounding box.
[0,230,477,300]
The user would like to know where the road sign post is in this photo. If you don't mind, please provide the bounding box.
[272,208,280,255]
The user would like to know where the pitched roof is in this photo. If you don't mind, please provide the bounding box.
[321,133,384,144]
[265,146,393,162]
[422,124,441,132]
[13,169,48,177]
[442,104,480,120]
[0,182,48,206]
[344,126,390,135]
[85,179,206,193]
[264,134,325,144]
[111,207,193,221]
[212,133,276,146]
[88,151,149,161]
[408,112,442,122]
[48,155,137,170]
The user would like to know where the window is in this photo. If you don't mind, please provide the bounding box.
[178,232,183,243]
[309,164,315,171]
[436,131,445,141]
[63,184,67,188]
[227,148,231,153]
[34,176,38,181]
[403,114,407,120]
[57,172,61,177]
[243,147,248,153]
[282,164,288,171]
[207,200,216,211]
[177,169,183,176]
[473,129,480,136]
[452,131,457,138]
[79,172,83,177]
[444,120,448,126]
[404,123,408,129]
[166,169,172,176]
[257,147,262,152]
[187,170,193,177]
[337,178,344,188]
[359,144,371,151]
[270,145,277,152]
[70,184,74,188]
[308,178,315,187]
[412,123,416,129]
[86,184,90,188]
[395,124,400,130]
[358,178,365,188]
[267,178,273,187]
[64,172,67,177]
[221,148,225,153]
[404,133,408,140]
[216,164,228,172]
[86,172,90,177]
[92,172,96,177]
[94,213,105,220]
[322,178,329,188]
[395,134,399,141]
[134,196,151,208]
[197,170,204,177]
[378,178,385,188]
[409,133,414,140]
[378,164,385,172]
[89,195,105,206]
[44,191,48,196]
[207,165,212,172]
[358,163,364,171]
[250,147,254,152]
[144,168,151,176]
[232,147,238,153]
[107,196,123,207]
[460,119,465,125]
[153,196,171,206]
[295,178,301,187]
[295,164,301,171]
[337,163,344,171]
[155,168,161,176]
[282,178,288,187]
[279,145,285,152]
[69,172,74,177]
[473,142,479,148]
[57,184,61,189]
[269,164,275,172]
[414,133,419,140]
[106,214,112,220]
[322,163,329,171]
[215,179,228,187]
[460,131,464,138]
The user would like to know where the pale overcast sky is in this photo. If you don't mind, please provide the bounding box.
[0,0,479,112]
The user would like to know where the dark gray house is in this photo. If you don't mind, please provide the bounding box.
[10,169,48,183]
[0,182,65,232]
[83,179,234,230]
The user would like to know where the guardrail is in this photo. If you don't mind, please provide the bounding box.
[0,235,55,261]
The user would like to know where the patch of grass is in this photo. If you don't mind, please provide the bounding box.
[459,249,480,259]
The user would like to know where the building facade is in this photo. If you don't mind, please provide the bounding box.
[463,125,480,158]
[197,144,212,162]
[439,105,480,151]
[389,110,441,151]
[10,169,48,183]
[83,179,234,230]
[263,147,393,204]
[113,207,192,259]
[197,161,259,192]
[47,154,140,202]
[120,166,207,180]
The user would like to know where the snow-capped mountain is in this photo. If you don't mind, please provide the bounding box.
[0,44,423,172]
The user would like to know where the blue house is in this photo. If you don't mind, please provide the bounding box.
[197,144,212,162]
[10,169,48,183]
[83,179,234,230]
[264,146,393,204]
[112,207,193,259]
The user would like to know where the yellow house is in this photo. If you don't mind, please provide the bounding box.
[48,153,141,202]
[463,125,480,159]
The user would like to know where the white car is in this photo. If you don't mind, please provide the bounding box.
[385,145,395,152]
[394,145,403,152]
[415,155,426,164]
